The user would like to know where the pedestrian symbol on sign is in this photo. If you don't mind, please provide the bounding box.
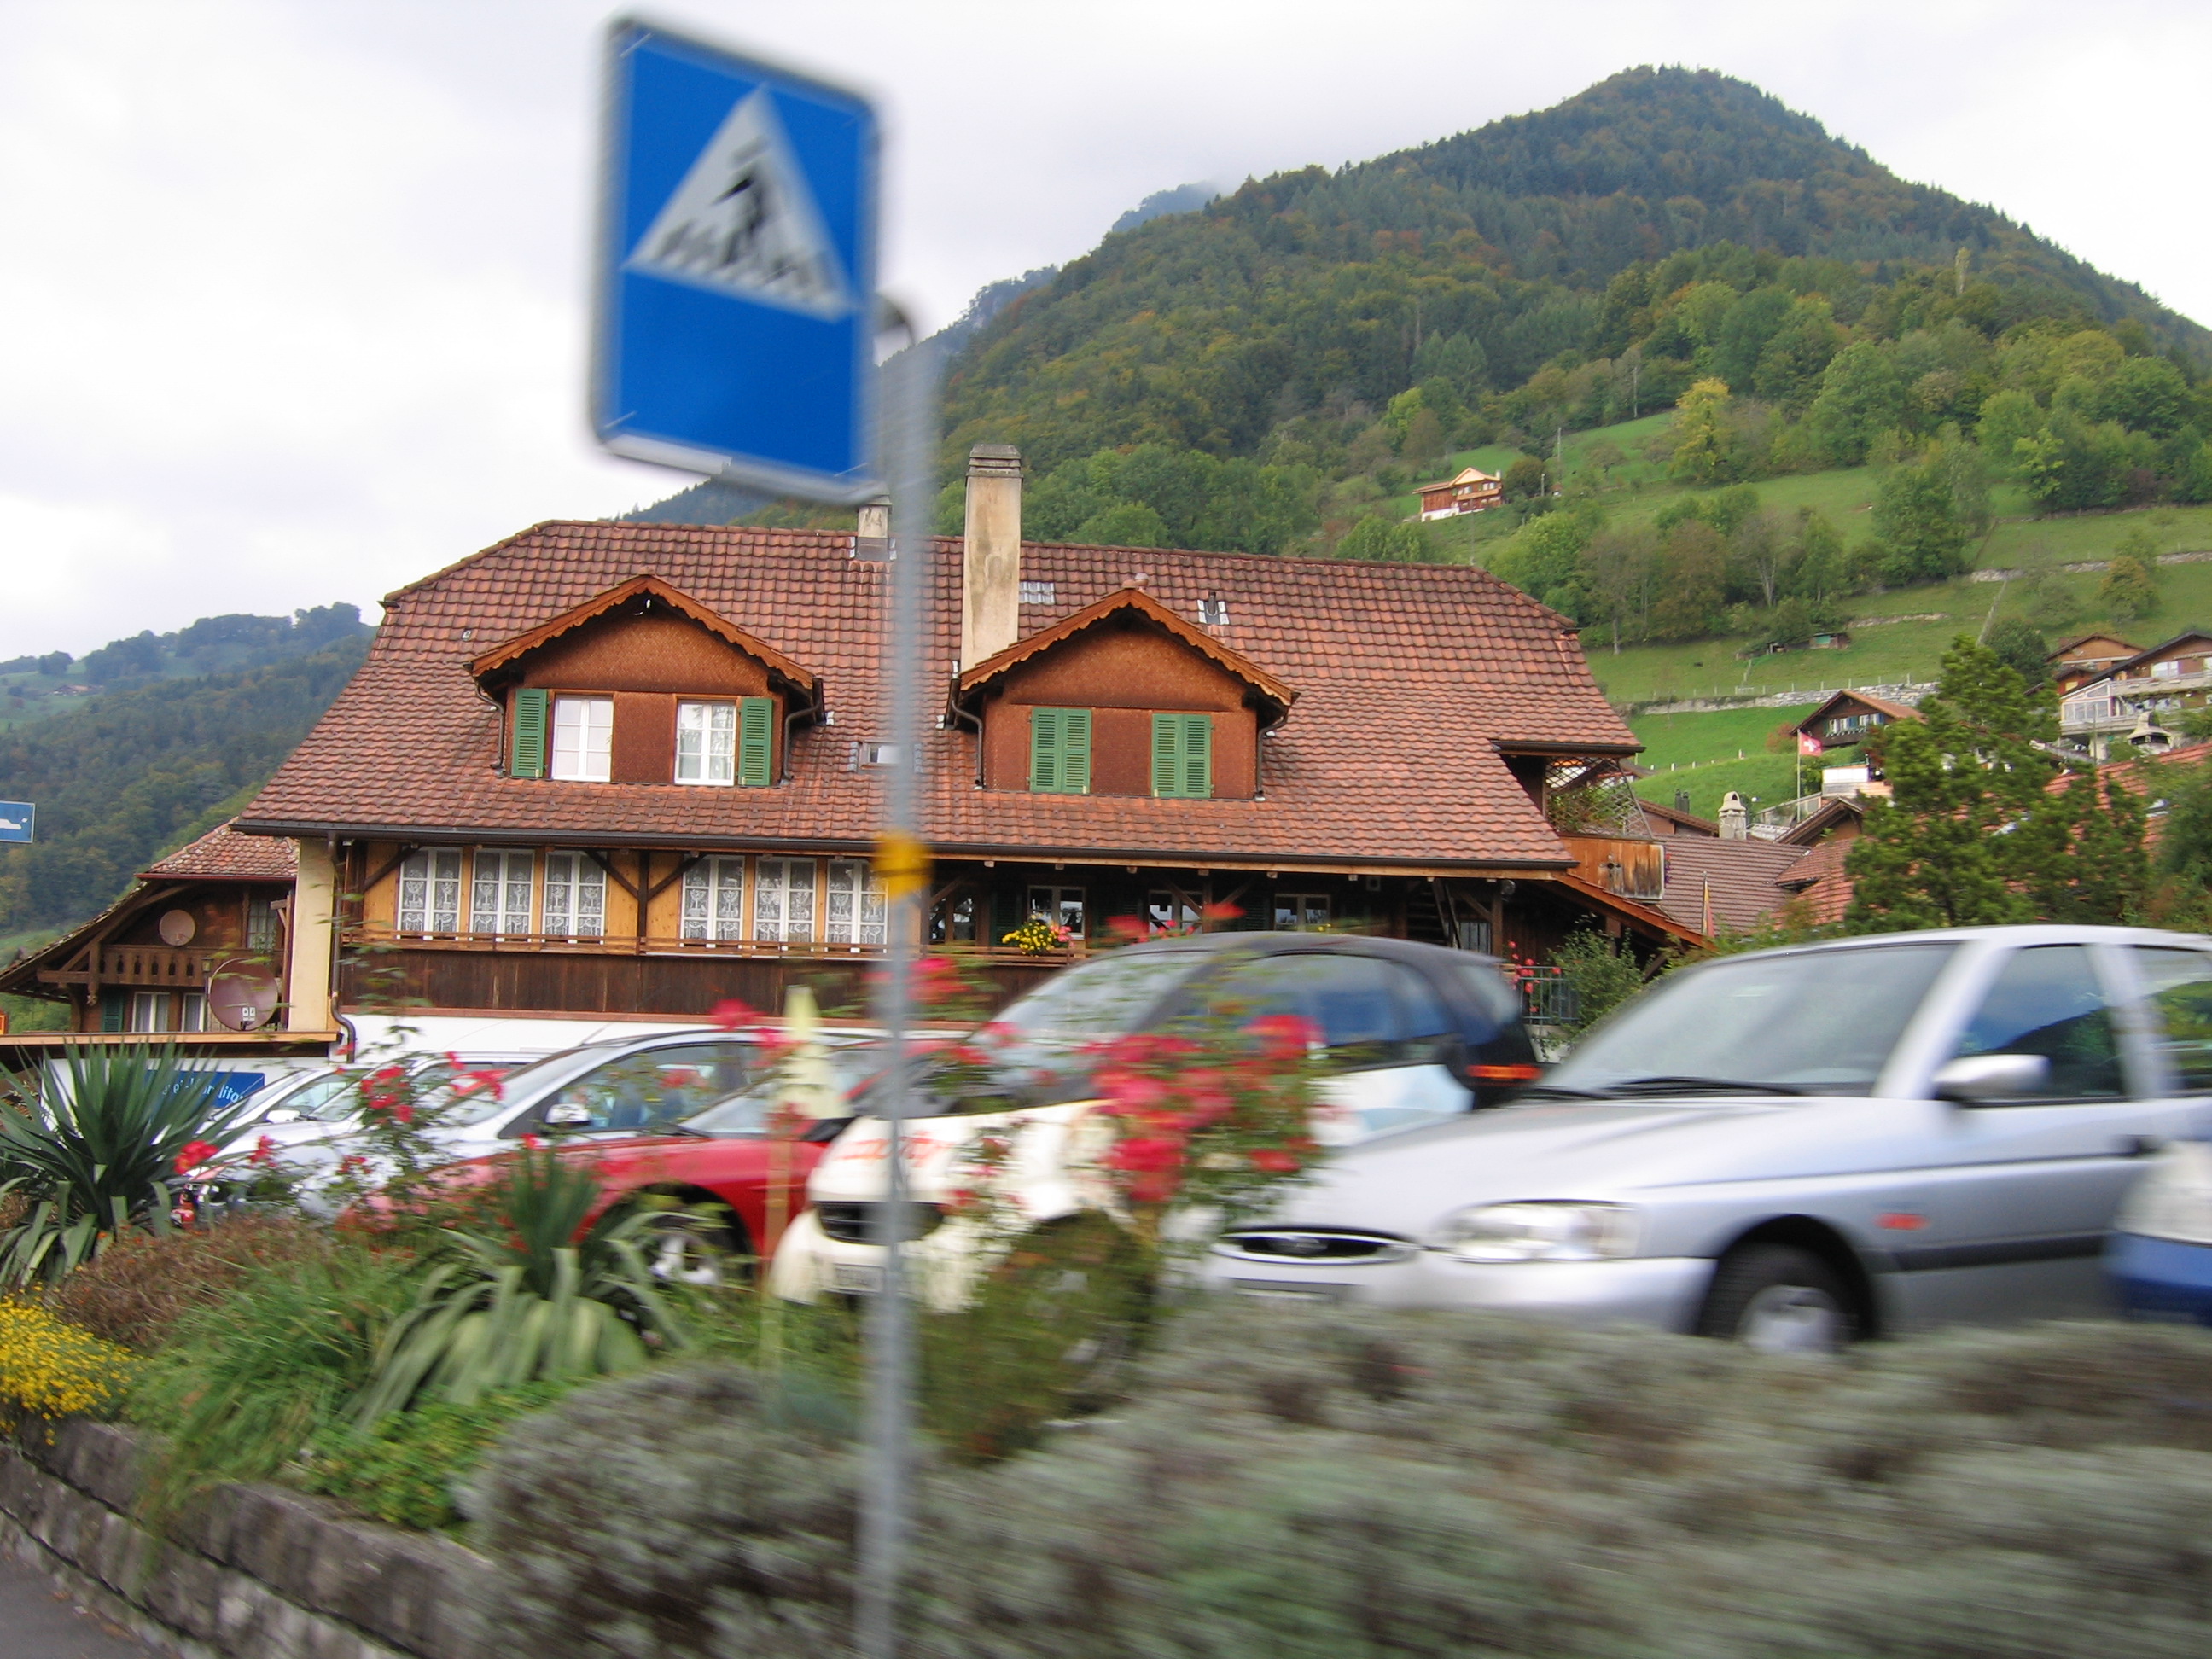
[625,86,853,319]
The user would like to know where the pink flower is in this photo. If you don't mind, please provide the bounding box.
[247,1135,277,1168]
[392,1102,415,1126]
[1247,1014,1319,1057]
[173,1139,219,1174]
[1103,1135,1185,1173]
[1248,1147,1301,1174]
[711,998,753,1032]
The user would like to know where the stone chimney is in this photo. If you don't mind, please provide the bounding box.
[1719,790,1749,840]
[855,498,890,538]
[961,444,1022,668]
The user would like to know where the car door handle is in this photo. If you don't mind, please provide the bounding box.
[2115,1134,2163,1159]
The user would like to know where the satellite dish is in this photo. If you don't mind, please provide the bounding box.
[158,909,197,946]
[207,958,281,1033]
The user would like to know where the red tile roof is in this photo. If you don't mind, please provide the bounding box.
[1647,835,1819,935]
[1790,688,1922,734]
[236,522,1636,872]
[142,821,297,882]
[1773,835,1854,927]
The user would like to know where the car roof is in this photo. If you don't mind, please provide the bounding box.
[1111,930,1499,969]
[1701,923,2212,965]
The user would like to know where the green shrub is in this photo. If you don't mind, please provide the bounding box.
[304,1384,573,1531]
[127,1229,421,1512]
[472,1304,2212,1659]
[46,1214,328,1351]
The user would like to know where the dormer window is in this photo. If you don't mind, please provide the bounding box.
[551,696,613,781]
[675,697,774,786]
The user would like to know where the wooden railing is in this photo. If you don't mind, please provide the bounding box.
[38,946,227,987]
[341,926,1085,965]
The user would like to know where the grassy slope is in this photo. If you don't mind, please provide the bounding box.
[1627,703,1825,821]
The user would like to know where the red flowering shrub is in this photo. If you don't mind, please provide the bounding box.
[1083,1014,1322,1249]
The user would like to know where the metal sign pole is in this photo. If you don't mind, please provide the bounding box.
[858,329,937,1659]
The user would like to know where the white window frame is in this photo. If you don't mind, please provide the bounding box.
[679,856,747,942]
[470,850,535,939]
[674,701,737,785]
[1272,893,1331,931]
[550,695,614,782]
[754,858,818,943]
[826,858,887,946]
[396,849,464,935]
[128,991,167,1033]
[178,992,207,1032]
[542,851,608,940]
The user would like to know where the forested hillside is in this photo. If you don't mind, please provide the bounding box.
[0,640,368,940]
[910,67,2209,572]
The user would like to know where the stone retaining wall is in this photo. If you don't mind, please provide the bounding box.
[0,1420,487,1659]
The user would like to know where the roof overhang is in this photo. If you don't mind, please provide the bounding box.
[952,586,1295,723]
[466,574,820,701]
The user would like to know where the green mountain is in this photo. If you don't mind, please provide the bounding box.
[940,67,2207,474]
[0,640,369,940]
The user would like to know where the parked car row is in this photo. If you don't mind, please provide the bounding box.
[209,924,2212,1349]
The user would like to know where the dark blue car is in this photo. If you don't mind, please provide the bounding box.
[2110,1135,2212,1325]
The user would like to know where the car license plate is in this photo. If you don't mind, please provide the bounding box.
[1231,1278,1348,1304]
[832,1263,885,1295]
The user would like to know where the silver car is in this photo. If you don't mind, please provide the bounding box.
[1202,925,2212,1352]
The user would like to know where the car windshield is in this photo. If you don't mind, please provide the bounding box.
[1540,942,1957,1098]
[431,1045,607,1126]
[683,1044,894,1135]
[864,951,1208,1116]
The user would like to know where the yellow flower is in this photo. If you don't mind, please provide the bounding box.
[0,1300,139,1428]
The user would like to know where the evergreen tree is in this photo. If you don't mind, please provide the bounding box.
[1983,618,2050,688]
[1844,638,2065,930]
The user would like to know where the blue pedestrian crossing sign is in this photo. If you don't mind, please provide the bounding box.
[593,20,880,503]
[0,802,31,844]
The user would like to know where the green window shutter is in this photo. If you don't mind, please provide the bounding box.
[1181,715,1213,798]
[1029,708,1090,795]
[509,688,548,779]
[1151,713,1182,796]
[1062,709,1091,794]
[738,697,775,787]
[1152,714,1214,798]
[100,991,125,1033]
[1030,708,1062,792]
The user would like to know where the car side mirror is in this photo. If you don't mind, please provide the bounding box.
[264,1108,300,1124]
[1932,1053,2049,1103]
[544,1101,593,1126]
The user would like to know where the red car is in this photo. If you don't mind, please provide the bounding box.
[439,1035,951,1281]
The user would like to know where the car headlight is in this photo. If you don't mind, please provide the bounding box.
[2116,1141,2212,1247]
[1434,1201,1639,1263]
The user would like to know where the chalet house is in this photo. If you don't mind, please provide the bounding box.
[163,444,1720,1039]
[2048,632,2143,694]
[1788,689,1920,754]
[2059,630,2212,756]
[0,824,330,1068]
[1416,467,1505,520]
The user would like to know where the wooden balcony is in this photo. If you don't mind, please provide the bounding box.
[38,946,227,987]
[341,925,1085,966]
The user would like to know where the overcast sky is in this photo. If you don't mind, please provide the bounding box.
[3,0,2205,659]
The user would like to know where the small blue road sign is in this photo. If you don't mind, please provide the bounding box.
[0,802,32,844]
[594,19,880,503]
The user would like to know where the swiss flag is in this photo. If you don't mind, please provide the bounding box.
[1797,733,1824,757]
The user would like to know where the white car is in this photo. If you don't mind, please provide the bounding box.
[770,934,1539,1307]
[1198,925,2212,1352]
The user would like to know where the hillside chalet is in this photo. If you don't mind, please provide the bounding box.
[1416,467,1505,520]
[2058,629,2212,756]
[2048,632,2143,694]
[1788,689,1921,754]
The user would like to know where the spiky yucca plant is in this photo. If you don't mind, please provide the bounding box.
[351,1143,688,1424]
[0,1045,265,1284]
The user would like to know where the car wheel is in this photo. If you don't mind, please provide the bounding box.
[1697,1243,1855,1354]
[637,1205,750,1288]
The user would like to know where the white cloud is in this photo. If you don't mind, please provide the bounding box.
[0,0,2203,656]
